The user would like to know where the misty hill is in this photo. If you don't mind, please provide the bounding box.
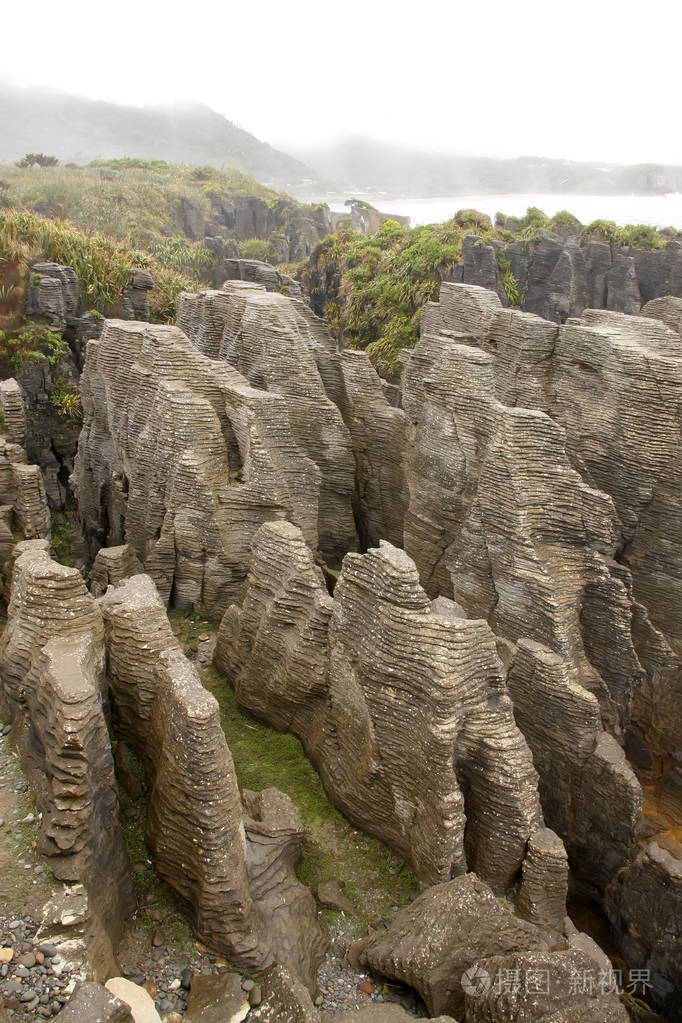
[293,137,682,197]
[0,86,322,189]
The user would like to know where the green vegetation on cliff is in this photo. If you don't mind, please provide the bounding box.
[298,215,497,376]
[0,208,194,319]
[0,159,276,249]
[299,208,680,377]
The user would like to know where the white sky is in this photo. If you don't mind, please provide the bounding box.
[1,0,680,165]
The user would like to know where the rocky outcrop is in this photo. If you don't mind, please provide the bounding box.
[401,282,682,1017]
[358,874,548,1019]
[176,285,358,567]
[242,787,327,994]
[101,573,325,986]
[0,544,133,976]
[217,521,546,892]
[26,263,79,324]
[453,233,682,322]
[0,436,51,559]
[73,318,333,614]
[641,294,682,334]
[220,258,304,300]
[0,378,26,446]
[88,543,141,597]
[177,281,408,557]
[120,269,154,321]
[54,982,135,1022]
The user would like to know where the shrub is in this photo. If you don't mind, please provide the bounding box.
[16,153,59,168]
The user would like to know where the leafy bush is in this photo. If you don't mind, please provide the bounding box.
[16,153,59,168]
[241,238,269,261]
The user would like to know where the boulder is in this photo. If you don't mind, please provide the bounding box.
[358,873,548,1018]
[183,973,249,1023]
[104,978,162,1023]
[55,982,134,1022]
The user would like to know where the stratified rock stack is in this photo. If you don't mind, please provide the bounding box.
[101,573,325,986]
[177,283,358,567]
[146,646,273,971]
[0,544,133,977]
[0,434,51,561]
[0,378,27,446]
[177,282,408,556]
[88,544,141,597]
[217,521,545,892]
[402,282,682,1018]
[73,319,326,614]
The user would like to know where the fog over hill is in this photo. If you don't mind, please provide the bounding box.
[291,136,682,198]
[0,86,323,190]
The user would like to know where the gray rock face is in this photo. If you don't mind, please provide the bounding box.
[216,521,545,892]
[54,982,134,1022]
[0,545,133,976]
[120,269,154,320]
[0,378,26,446]
[401,282,682,1016]
[641,294,682,333]
[26,263,79,324]
[177,285,358,568]
[463,949,629,1023]
[0,436,51,554]
[455,234,682,322]
[359,874,548,1019]
[88,543,142,597]
[220,258,304,300]
[73,318,328,614]
[101,573,325,986]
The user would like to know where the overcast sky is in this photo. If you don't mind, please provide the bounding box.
[2,0,679,165]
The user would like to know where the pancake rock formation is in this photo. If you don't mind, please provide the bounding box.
[216,520,555,896]
[100,572,325,987]
[0,543,134,977]
[401,282,682,1018]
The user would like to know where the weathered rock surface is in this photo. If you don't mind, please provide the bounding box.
[177,285,358,567]
[463,948,629,1023]
[0,377,26,445]
[55,981,135,1022]
[641,294,682,334]
[242,787,327,993]
[27,263,79,324]
[183,972,249,1023]
[74,318,335,614]
[401,282,682,1016]
[248,965,321,1023]
[217,522,544,891]
[515,827,568,934]
[89,543,142,597]
[0,545,133,973]
[220,258,304,300]
[101,573,325,985]
[120,269,154,321]
[358,874,548,1019]
[0,436,51,553]
[453,232,682,321]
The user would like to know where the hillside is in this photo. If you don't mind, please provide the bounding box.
[292,136,682,197]
[0,86,323,189]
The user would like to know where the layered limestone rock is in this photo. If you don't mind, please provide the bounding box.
[0,543,104,724]
[0,378,26,445]
[402,282,681,1015]
[0,436,51,555]
[417,285,682,820]
[177,282,408,555]
[89,544,142,598]
[74,318,330,614]
[24,634,135,956]
[101,573,325,985]
[146,646,272,971]
[0,545,132,976]
[176,284,358,566]
[242,787,327,994]
[217,521,545,891]
[463,949,630,1023]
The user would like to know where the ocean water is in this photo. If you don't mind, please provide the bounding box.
[320,193,682,231]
